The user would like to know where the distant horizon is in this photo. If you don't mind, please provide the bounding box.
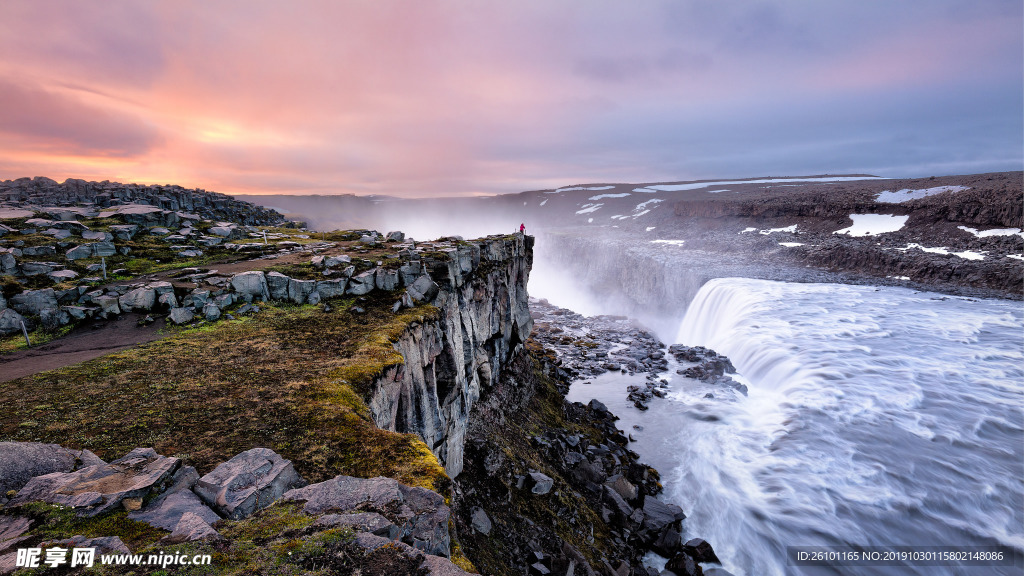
[6,169,1022,200]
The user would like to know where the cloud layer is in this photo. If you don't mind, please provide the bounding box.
[0,1,1020,197]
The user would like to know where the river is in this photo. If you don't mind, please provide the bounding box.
[565,278,1023,575]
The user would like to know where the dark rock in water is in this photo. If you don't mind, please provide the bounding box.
[588,399,609,415]
[665,552,702,576]
[682,538,721,564]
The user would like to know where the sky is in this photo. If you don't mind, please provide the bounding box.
[0,1,1021,198]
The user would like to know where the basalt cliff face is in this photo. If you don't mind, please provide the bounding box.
[369,235,534,477]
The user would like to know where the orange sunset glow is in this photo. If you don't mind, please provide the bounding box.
[0,1,1020,197]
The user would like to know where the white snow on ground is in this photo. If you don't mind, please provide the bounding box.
[1008,254,1024,261]
[588,218,594,223]
[834,214,908,236]
[778,242,805,247]
[740,227,757,234]
[706,189,730,193]
[646,226,656,231]
[632,176,885,193]
[895,243,987,261]
[887,275,912,280]
[610,215,627,220]
[633,210,651,218]
[635,199,663,211]
[957,226,1024,238]
[876,186,969,203]
[589,192,632,201]
[759,224,798,235]
[539,198,548,206]
[550,185,616,193]
[575,203,604,215]
[651,239,686,246]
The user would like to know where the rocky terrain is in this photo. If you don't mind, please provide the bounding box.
[1,178,722,575]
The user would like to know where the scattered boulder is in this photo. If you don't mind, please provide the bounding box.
[194,447,305,521]
[0,442,104,505]
[167,307,194,325]
[470,507,492,535]
[128,466,219,531]
[229,271,270,301]
[7,447,180,517]
[406,274,439,302]
[287,278,316,304]
[10,289,58,316]
[118,287,157,312]
[0,309,26,337]
[385,231,405,242]
[283,474,451,557]
[529,472,554,495]
[266,271,290,300]
[346,270,376,295]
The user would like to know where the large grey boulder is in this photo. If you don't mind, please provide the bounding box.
[375,268,400,291]
[641,496,686,536]
[407,274,440,303]
[118,287,156,312]
[470,507,492,535]
[0,442,104,504]
[21,262,56,276]
[385,231,405,242]
[39,307,70,331]
[208,225,236,237]
[194,448,304,521]
[346,270,376,295]
[108,224,139,240]
[324,255,351,268]
[266,272,290,300]
[167,307,194,325]
[92,241,117,257]
[399,262,422,286]
[287,278,316,304]
[0,253,14,274]
[203,303,221,321]
[529,472,554,495]
[65,244,93,260]
[0,309,26,337]
[10,289,58,316]
[129,466,219,531]
[22,246,56,257]
[7,448,180,517]
[230,271,269,301]
[94,295,121,317]
[47,269,79,283]
[315,278,347,299]
[282,475,451,557]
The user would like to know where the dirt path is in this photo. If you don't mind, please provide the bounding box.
[0,313,166,383]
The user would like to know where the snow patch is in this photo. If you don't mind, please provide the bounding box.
[876,186,969,203]
[633,210,651,218]
[778,242,805,247]
[706,189,730,194]
[551,185,616,193]
[635,199,663,211]
[1007,254,1024,261]
[646,226,656,232]
[896,243,987,261]
[759,225,797,235]
[834,214,908,236]
[957,226,1024,238]
[739,227,757,234]
[632,176,885,193]
[539,198,548,206]
[587,218,593,223]
[588,193,631,201]
[651,239,686,246]
[575,203,604,215]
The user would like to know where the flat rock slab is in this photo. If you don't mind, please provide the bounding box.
[6,448,179,517]
[0,515,31,554]
[194,448,304,521]
[283,475,451,557]
[0,442,105,503]
[315,512,398,538]
[128,466,219,531]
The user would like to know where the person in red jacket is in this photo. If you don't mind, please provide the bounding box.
[520,223,525,233]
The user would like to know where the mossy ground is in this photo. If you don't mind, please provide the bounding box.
[455,346,614,575]
[0,292,448,494]
[4,501,435,576]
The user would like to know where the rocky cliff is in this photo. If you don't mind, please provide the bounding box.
[369,235,534,477]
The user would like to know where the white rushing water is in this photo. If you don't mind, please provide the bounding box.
[643,278,1024,575]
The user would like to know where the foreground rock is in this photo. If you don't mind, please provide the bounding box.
[194,447,305,520]
[7,447,178,516]
[0,442,104,505]
[283,474,451,557]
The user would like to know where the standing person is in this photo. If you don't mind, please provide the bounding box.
[520,223,525,234]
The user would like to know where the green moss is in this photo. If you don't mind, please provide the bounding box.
[1,296,449,495]
[0,323,75,355]
[14,502,167,551]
